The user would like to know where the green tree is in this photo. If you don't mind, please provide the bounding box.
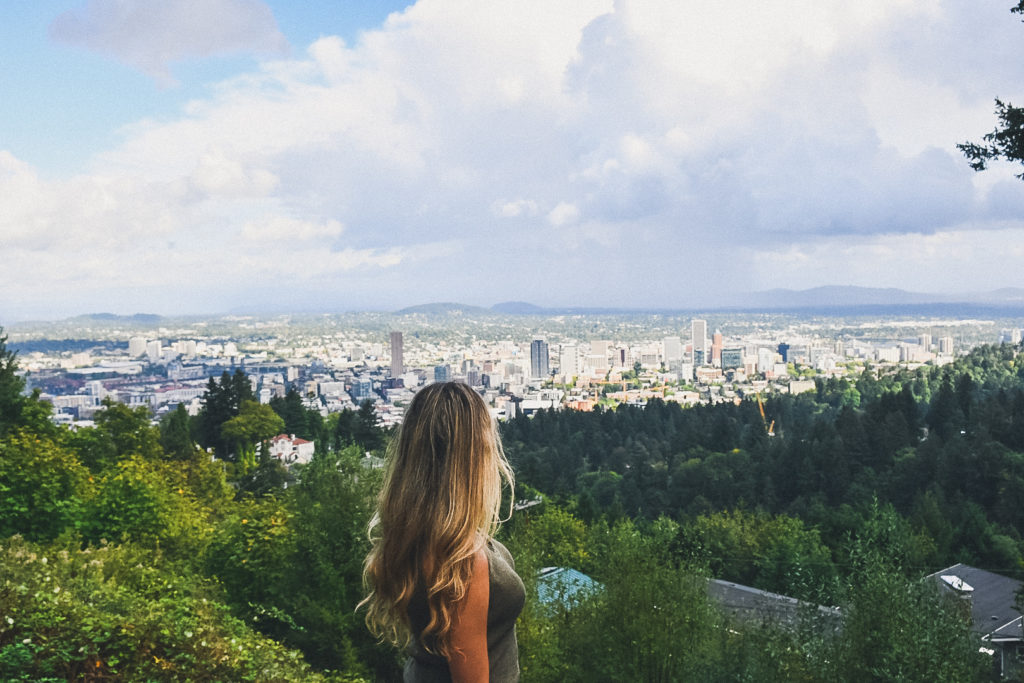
[352,400,384,452]
[194,370,255,457]
[159,403,197,460]
[680,509,838,603]
[0,327,25,436]
[0,535,344,682]
[563,520,718,681]
[79,455,209,560]
[66,398,163,473]
[221,401,285,472]
[0,430,90,541]
[506,505,589,571]
[823,505,990,682]
[958,4,1024,179]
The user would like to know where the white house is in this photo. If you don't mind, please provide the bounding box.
[267,433,315,465]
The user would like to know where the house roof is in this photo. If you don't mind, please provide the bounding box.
[270,433,312,445]
[927,563,1023,640]
[536,567,600,606]
[707,579,842,633]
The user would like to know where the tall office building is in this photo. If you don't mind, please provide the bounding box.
[721,347,743,370]
[712,331,723,366]
[691,319,707,365]
[530,339,550,378]
[918,333,932,351]
[390,331,403,377]
[939,336,954,354]
[663,336,683,365]
[128,336,147,357]
[560,344,579,378]
[434,365,451,382]
[146,340,163,363]
[590,340,611,365]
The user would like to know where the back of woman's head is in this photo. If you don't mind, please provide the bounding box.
[360,382,514,655]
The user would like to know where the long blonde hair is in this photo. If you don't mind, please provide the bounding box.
[360,382,514,657]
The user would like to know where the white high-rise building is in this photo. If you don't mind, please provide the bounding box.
[128,336,147,357]
[559,344,579,378]
[691,319,707,364]
[663,336,683,364]
[918,334,932,350]
[939,336,954,354]
[145,340,162,363]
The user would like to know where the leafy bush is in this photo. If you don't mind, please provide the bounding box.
[0,535,360,681]
[0,431,89,542]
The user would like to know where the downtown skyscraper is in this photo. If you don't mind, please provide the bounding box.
[390,331,403,377]
[691,319,707,366]
[530,339,550,378]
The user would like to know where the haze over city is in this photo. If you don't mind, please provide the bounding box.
[3,0,1024,322]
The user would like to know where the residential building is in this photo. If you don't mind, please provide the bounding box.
[928,563,1023,678]
[268,433,315,465]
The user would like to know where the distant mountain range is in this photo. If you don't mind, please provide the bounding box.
[402,287,1024,316]
[41,287,1024,323]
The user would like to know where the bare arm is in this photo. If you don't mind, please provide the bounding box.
[447,547,489,683]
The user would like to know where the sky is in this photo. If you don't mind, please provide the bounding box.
[3,0,1024,321]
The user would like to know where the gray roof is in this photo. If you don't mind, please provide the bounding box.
[927,563,1023,641]
[707,579,842,634]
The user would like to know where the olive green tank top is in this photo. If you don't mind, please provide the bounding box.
[404,538,525,682]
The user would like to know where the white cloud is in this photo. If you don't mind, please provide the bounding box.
[189,149,278,197]
[495,199,538,218]
[10,0,1024,318]
[547,202,580,227]
[49,0,288,85]
[240,216,344,243]
[749,225,1024,293]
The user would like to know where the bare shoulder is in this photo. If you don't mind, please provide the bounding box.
[465,545,489,607]
[448,545,490,681]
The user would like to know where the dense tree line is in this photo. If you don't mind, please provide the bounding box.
[503,343,1024,587]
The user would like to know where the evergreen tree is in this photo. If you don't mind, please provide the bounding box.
[353,400,384,451]
[0,327,26,436]
[194,370,257,458]
[160,403,197,460]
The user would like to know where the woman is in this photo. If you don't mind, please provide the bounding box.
[361,382,524,682]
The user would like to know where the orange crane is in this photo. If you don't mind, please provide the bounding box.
[756,392,775,437]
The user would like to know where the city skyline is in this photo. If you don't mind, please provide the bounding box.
[4,1,1024,322]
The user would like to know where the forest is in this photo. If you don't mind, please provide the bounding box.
[1,325,1020,681]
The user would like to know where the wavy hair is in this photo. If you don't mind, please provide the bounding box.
[360,382,514,658]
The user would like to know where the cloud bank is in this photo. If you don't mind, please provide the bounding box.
[6,0,1024,319]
